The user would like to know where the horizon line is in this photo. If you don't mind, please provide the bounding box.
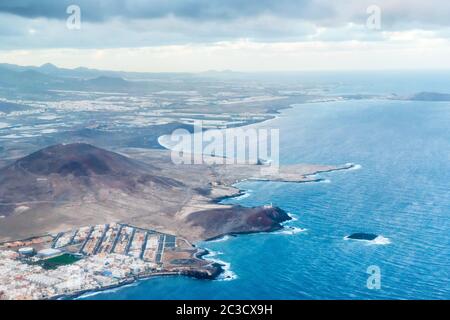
[2,61,450,75]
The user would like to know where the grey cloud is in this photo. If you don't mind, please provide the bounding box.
[1,0,450,27]
[0,0,331,22]
[0,0,449,50]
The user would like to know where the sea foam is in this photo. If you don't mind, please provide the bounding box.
[203,250,237,281]
[233,190,252,201]
[207,235,232,243]
[75,281,139,300]
[277,226,308,235]
[286,213,299,222]
[344,235,391,245]
[370,235,391,245]
[345,163,362,171]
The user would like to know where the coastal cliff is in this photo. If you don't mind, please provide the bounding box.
[187,205,291,240]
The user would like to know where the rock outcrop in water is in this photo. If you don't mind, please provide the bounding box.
[187,205,291,240]
[347,233,378,241]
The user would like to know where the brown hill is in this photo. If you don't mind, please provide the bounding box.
[0,143,183,218]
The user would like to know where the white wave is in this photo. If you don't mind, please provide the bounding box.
[208,235,232,243]
[370,235,391,245]
[276,226,307,235]
[157,135,171,150]
[75,282,139,299]
[287,213,299,222]
[204,249,222,258]
[203,250,237,281]
[302,178,329,185]
[233,190,252,200]
[345,163,362,171]
[215,261,237,281]
[76,291,103,299]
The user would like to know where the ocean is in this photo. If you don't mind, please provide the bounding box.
[82,82,450,300]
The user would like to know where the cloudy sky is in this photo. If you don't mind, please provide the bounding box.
[0,0,450,72]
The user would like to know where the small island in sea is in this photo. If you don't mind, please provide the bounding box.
[0,143,353,299]
[346,233,378,241]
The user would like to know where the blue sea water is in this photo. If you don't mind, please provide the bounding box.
[83,98,450,300]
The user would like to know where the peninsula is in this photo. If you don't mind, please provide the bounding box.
[0,143,353,299]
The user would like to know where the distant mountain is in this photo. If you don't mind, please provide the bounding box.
[38,63,60,73]
[35,64,125,79]
[0,62,108,79]
[0,62,240,98]
[0,62,63,76]
[0,66,61,91]
[0,64,136,93]
[0,63,29,72]
[0,62,190,80]
[0,62,245,99]
[85,76,129,89]
[408,92,450,101]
